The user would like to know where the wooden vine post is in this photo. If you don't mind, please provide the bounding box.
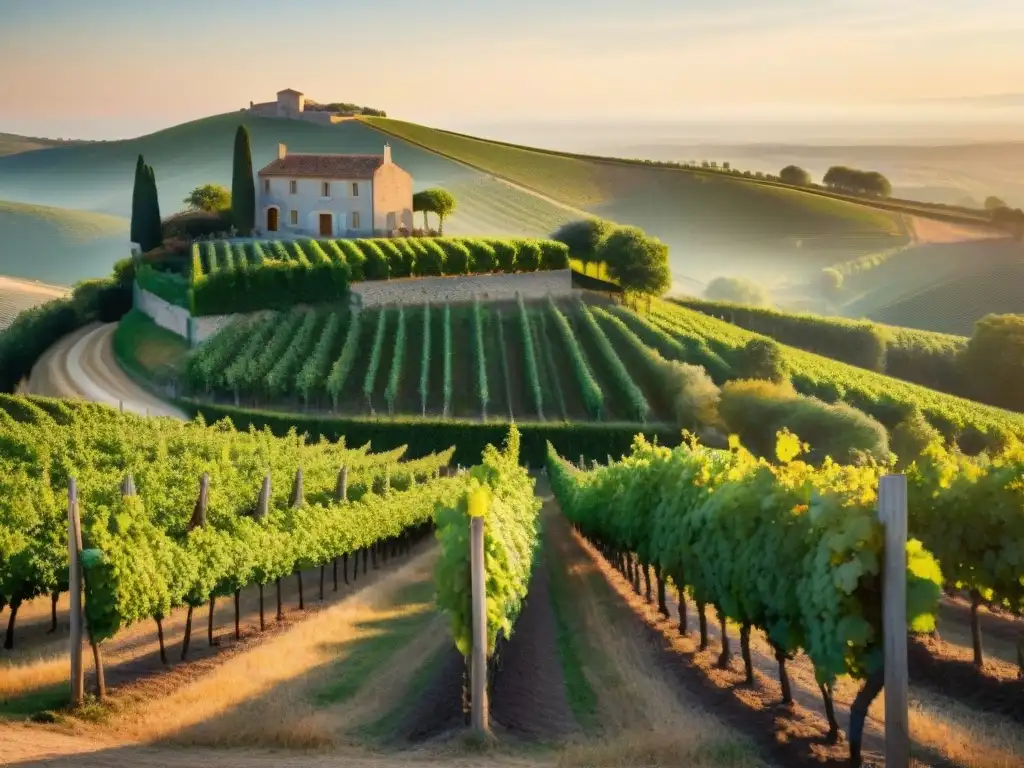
[469,514,489,735]
[68,479,84,708]
[879,474,909,768]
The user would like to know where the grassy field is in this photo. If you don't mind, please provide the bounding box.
[362,117,910,288]
[0,199,127,288]
[0,114,575,244]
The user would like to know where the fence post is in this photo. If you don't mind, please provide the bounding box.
[879,474,909,768]
[68,479,84,708]
[469,515,489,735]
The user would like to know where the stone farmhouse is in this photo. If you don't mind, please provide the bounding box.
[247,88,354,126]
[256,143,414,238]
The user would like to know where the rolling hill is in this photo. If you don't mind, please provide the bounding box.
[361,117,910,287]
[0,132,82,158]
[0,275,68,330]
[838,239,1024,334]
[0,199,129,286]
[0,114,576,246]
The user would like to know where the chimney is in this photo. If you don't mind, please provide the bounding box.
[278,143,287,160]
[383,143,392,164]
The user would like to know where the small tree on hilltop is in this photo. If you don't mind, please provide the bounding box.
[231,125,256,235]
[183,184,231,213]
[985,195,1007,210]
[598,226,671,310]
[412,190,431,230]
[551,217,616,275]
[736,338,788,383]
[779,165,812,186]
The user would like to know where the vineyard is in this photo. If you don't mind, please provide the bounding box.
[145,235,571,317]
[182,296,677,425]
[637,299,1024,443]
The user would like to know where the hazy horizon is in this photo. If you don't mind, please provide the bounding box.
[3,0,1024,143]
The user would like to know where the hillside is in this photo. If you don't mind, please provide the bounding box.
[839,239,1024,334]
[0,132,81,158]
[0,114,575,245]
[0,199,128,286]
[0,275,68,330]
[361,117,910,288]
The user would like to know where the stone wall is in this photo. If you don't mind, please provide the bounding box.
[134,285,250,346]
[350,269,572,308]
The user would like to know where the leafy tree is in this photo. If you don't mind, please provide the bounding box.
[984,195,1007,210]
[779,165,812,186]
[412,188,457,234]
[961,314,1024,410]
[990,206,1024,240]
[598,227,670,307]
[704,276,769,306]
[231,125,256,235]
[183,184,231,213]
[822,166,892,197]
[550,217,616,275]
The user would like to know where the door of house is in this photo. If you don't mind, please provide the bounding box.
[319,213,332,236]
[267,208,279,232]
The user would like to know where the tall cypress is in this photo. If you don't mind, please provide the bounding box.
[140,164,163,252]
[130,154,145,247]
[231,125,255,235]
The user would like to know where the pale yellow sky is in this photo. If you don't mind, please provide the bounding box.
[1,0,1022,137]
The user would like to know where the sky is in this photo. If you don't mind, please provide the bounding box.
[2,0,1024,140]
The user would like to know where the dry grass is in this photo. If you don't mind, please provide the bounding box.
[108,551,439,747]
[544,507,766,768]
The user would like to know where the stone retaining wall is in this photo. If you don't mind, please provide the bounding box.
[350,269,572,307]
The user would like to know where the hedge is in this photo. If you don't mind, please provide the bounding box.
[674,297,974,403]
[185,236,570,316]
[136,265,190,309]
[177,400,682,466]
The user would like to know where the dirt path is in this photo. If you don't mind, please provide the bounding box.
[21,322,185,419]
[905,216,1006,245]
[540,482,1024,768]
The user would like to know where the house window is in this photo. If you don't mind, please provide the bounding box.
[351,211,361,230]
[351,182,359,197]
[263,179,270,194]
[322,181,330,197]
[290,209,298,226]
[289,180,297,194]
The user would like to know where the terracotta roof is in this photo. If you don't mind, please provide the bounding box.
[257,153,385,179]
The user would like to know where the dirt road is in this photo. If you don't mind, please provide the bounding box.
[905,215,1006,245]
[21,322,185,419]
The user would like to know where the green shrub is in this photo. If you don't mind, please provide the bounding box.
[734,338,788,383]
[467,239,496,273]
[539,240,570,270]
[415,239,446,276]
[516,240,542,272]
[356,239,390,280]
[891,409,941,467]
[490,239,516,272]
[438,239,472,275]
[336,240,366,280]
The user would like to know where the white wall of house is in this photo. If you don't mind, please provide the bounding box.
[372,162,415,231]
[257,176,375,237]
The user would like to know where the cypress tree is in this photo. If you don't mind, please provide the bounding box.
[231,125,255,235]
[140,164,163,252]
[130,154,145,247]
